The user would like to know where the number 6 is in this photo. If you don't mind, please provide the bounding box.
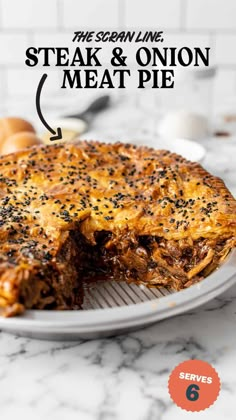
[186,384,200,401]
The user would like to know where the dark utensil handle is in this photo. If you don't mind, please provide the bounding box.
[64,95,110,122]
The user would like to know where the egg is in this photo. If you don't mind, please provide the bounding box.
[1,131,43,155]
[0,117,35,150]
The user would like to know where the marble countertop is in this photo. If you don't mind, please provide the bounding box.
[1,95,236,420]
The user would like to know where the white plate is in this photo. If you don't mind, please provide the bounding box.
[0,251,235,341]
[132,137,206,162]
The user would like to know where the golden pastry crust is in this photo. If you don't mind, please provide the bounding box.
[0,141,235,316]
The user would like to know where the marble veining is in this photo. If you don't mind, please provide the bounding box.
[1,94,236,420]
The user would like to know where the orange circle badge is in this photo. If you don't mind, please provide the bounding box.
[168,360,221,412]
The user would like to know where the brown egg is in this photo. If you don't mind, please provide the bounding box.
[1,131,43,155]
[0,117,35,150]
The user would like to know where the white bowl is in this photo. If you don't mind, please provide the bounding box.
[132,137,206,163]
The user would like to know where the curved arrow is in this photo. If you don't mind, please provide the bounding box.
[36,73,62,141]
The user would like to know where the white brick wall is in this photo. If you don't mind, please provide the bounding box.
[125,0,182,29]
[62,0,120,28]
[0,0,235,116]
[215,35,236,65]
[1,0,58,29]
[186,0,236,30]
[6,68,61,97]
[0,34,29,65]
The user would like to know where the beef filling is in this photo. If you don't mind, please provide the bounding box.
[3,228,231,316]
